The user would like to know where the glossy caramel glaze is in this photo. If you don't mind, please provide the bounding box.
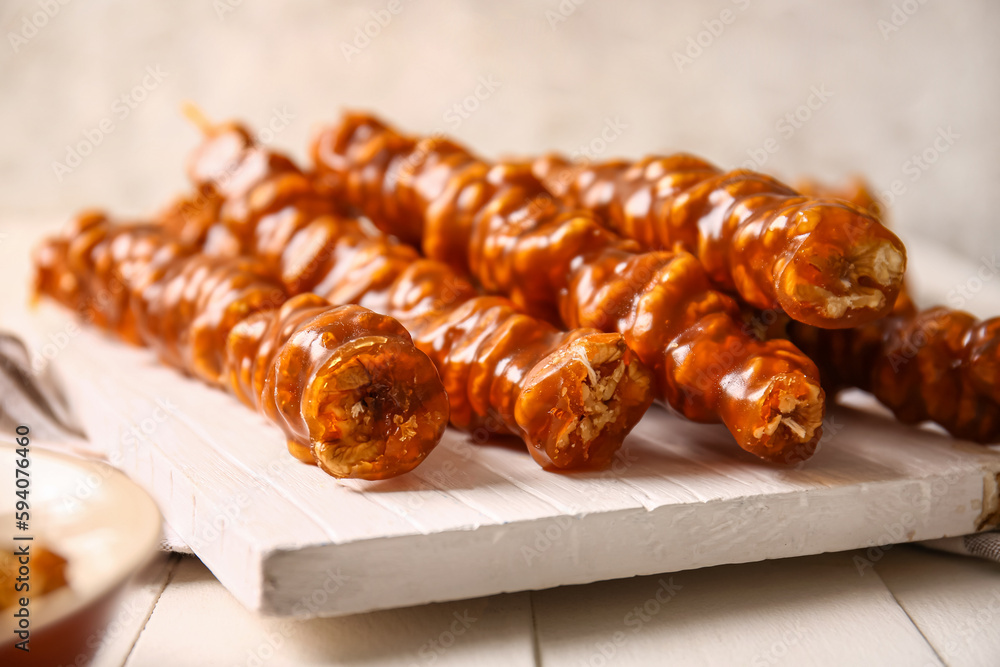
[33,211,188,345]
[245,296,449,478]
[310,112,827,463]
[795,176,887,224]
[790,308,1000,442]
[293,217,653,468]
[526,154,907,329]
[33,214,448,479]
[784,178,1000,442]
[181,123,654,469]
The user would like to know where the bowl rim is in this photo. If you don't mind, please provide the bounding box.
[0,440,162,635]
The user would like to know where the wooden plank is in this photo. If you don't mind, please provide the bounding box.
[875,545,1000,667]
[91,553,180,667]
[531,551,943,667]
[125,556,536,667]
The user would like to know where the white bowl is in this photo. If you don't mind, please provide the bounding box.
[0,440,161,665]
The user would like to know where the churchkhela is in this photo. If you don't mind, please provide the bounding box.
[525,152,907,329]
[161,114,655,469]
[783,178,1000,442]
[33,213,450,479]
[310,112,828,464]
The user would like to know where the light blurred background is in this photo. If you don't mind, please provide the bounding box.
[0,0,996,261]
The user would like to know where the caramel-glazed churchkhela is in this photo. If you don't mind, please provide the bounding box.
[311,113,828,463]
[33,213,450,479]
[782,179,1000,442]
[526,152,907,329]
[166,116,654,469]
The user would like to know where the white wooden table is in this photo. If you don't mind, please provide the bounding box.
[91,546,1000,667]
[4,221,1000,666]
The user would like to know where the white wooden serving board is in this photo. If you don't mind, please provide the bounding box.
[13,304,1000,619]
[4,223,1000,619]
